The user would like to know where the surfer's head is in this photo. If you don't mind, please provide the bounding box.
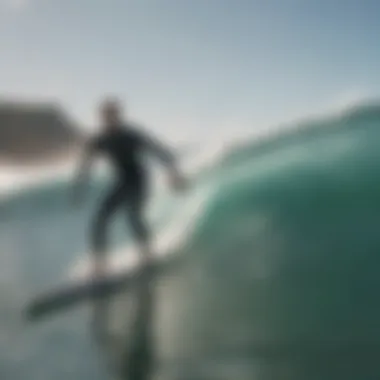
[99,97,124,130]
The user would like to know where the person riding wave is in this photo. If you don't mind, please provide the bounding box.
[72,97,187,277]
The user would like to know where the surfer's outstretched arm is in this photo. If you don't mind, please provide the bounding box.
[138,130,187,191]
[71,143,95,205]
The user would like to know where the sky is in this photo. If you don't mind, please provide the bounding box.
[1,0,380,143]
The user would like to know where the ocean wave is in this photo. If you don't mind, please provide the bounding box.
[2,100,380,379]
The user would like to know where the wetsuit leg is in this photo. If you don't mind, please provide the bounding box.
[91,183,126,256]
[125,184,150,245]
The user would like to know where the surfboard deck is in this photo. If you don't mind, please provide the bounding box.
[25,261,164,323]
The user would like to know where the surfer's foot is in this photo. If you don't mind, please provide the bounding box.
[138,242,153,266]
[139,255,154,276]
[141,254,152,266]
[91,257,107,280]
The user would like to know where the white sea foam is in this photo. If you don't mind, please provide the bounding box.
[0,162,73,199]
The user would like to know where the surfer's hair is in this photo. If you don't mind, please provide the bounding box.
[99,97,123,114]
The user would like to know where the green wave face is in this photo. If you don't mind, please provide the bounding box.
[156,110,380,379]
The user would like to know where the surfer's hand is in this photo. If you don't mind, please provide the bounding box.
[169,171,188,192]
[92,258,106,280]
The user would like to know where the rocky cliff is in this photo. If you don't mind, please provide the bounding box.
[0,101,83,166]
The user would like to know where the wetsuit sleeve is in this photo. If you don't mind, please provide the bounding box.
[137,130,176,167]
[87,136,103,153]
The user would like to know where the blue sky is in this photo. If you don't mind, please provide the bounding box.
[0,0,379,142]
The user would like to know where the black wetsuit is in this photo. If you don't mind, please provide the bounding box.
[88,124,175,254]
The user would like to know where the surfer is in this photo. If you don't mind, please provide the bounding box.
[72,97,186,277]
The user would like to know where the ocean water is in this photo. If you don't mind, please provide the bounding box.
[1,104,380,379]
